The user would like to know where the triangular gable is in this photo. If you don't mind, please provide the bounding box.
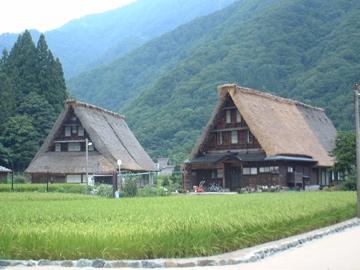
[26,106,69,166]
[189,95,228,159]
[190,93,263,158]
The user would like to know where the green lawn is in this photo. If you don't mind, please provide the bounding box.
[0,192,356,260]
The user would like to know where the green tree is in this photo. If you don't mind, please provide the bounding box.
[36,34,67,113]
[0,72,16,125]
[0,48,9,71]
[0,115,38,171]
[17,92,56,144]
[6,30,38,101]
[0,31,67,172]
[332,131,356,174]
[0,142,11,168]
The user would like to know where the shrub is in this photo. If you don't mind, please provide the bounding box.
[138,185,170,197]
[340,178,357,191]
[58,184,89,194]
[138,185,158,197]
[93,184,113,198]
[156,174,183,193]
[123,178,138,197]
[0,183,90,193]
[14,174,27,183]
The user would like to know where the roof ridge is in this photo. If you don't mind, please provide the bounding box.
[220,84,324,112]
[66,99,125,119]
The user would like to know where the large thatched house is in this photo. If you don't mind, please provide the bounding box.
[183,84,338,191]
[26,100,156,183]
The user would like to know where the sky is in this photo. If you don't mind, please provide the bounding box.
[0,0,136,34]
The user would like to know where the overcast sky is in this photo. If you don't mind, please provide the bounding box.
[0,0,136,34]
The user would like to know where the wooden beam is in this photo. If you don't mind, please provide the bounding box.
[211,127,249,132]
[222,106,236,110]
[222,163,226,189]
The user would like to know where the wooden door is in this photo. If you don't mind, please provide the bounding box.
[225,166,241,190]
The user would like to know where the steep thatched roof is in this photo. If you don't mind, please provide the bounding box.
[26,101,156,174]
[191,84,336,167]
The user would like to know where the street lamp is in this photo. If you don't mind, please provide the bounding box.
[117,159,122,190]
[85,138,93,185]
[354,83,360,218]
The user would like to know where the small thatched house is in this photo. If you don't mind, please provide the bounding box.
[26,100,156,183]
[184,84,338,191]
[157,158,175,176]
[0,166,11,182]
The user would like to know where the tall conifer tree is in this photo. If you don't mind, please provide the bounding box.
[0,30,67,171]
[6,30,38,102]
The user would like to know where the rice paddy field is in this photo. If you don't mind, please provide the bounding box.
[0,192,356,260]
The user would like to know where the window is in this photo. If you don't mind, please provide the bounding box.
[55,143,61,152]
[259,167,270,173]
[226,110,231,123]
[66,175,81,183]
[287,167,294,173]
[64,126,71,137]
[270,166,279,173]
[231,130,238,144]
[243,167,257,175]
[243,168,251,175]
[250,167,257,175]
[211,170,217,179]
[68,142,81,152]
[217,169,224,178]
[236,110,241,123]
[78,126,84,136]
[72,126,77,135]
[218,132,223,145]
[247,130,254,144]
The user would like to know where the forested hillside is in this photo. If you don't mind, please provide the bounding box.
[0,31,67,171]
[68,0,360,162]
[0,0,237,77]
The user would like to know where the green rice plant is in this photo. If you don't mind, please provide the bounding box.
[0,192,356,260]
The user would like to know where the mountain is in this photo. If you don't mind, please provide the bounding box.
[0,0,237,77]
[69,0,360,163]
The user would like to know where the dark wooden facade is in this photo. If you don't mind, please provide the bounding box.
[184,97,335,191]
[49,107,95,153]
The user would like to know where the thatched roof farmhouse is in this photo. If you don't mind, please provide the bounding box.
[184,84,338,191]
[26,100,156,183]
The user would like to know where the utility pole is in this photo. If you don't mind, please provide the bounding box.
[354,83,360,218]
[86,138,89,184]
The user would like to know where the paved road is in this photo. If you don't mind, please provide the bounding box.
[181,225,360,270]
[10,225,360,270]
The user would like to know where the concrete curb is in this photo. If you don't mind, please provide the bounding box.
[1,218,360,268]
